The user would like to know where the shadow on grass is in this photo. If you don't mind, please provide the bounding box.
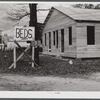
[0,50,100,78]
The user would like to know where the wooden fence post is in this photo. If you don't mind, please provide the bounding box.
[13,46,16,69]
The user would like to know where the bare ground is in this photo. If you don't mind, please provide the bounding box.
[1,51,100,91]
[0,73,100,91]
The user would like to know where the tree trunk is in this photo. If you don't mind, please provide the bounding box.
[29,4,39,65]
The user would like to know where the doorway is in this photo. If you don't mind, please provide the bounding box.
[61,29,64,52]
[49,32,51,52]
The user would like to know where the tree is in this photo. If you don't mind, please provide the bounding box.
[5,3,50,66]
[6,3,40,65]
[5,3,29,24]
[72,3,97,9]
[95,4,100,9]
[72,4,84,8]
[29,4,39,65]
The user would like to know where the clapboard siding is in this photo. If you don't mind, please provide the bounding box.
[43,9,76,32]
[76,22,100,58]
[42,9,77,57]
[63,24,77,57]
[95,26,100,45]
[43,7,100,58]
[77,22,100,27]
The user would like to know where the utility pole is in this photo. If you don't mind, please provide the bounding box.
[29,4,39,65]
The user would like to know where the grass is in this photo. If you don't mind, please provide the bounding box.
[0,50,100,76]
[37,55,100,76]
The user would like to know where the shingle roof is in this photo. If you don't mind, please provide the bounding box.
[53,7,100,21]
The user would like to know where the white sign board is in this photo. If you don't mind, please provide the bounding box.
[14,26,35,41]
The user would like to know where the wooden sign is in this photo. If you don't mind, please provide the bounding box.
[14,26,35,41]
[12,26,35,69]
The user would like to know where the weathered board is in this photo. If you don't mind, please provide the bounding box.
[42,8,77,58]
[76,22,100,58]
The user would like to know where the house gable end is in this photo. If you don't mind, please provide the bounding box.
[43,7,76,32]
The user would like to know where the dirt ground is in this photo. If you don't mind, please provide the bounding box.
[1,52,100,91]
[0,73,100,91]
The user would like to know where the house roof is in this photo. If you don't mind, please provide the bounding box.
[44,7,100,25]
[54,7,100,22]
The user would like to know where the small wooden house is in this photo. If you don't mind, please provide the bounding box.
[42,7,100,58]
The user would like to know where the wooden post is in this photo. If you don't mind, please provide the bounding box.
[14,40,38,69]
[13,45,16,69]
[32,42,34,67]
[9,46,30,69]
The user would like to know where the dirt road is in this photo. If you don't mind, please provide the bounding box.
[0,73,100,91]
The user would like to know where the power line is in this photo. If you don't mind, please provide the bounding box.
[37,9,50,11]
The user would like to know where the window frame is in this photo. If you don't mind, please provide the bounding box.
[53,31,55,46]
[49,32,51,50]
[69,27,72,45]
[87,26,95,45]
[56,30,58,49]
[44,33,46,46]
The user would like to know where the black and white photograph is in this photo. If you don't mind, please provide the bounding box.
[0,1,100,92]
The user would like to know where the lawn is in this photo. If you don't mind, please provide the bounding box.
[0,49,100,76]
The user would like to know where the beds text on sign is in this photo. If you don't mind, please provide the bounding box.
[14,26,35,41]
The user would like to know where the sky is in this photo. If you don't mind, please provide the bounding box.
[0,2,73,31]
[0,2,99,31]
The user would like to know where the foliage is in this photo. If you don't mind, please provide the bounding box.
[5,3,30,24]
[72,3,100,9]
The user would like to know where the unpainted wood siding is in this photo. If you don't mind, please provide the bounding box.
[42,9,77,57]
[76,22,100,58]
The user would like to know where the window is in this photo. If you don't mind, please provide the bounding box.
[87,26,95,45]
[44,33,46,46]
[69,27,72,45]
[53,31,55,45]
[61,29,64,52]
[49,32,51,50]
[0,36,2,43]
[56,30,58,48]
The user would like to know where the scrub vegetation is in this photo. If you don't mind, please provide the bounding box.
[0,49,100,76]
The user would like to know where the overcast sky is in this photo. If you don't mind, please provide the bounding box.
[0,2,99,31]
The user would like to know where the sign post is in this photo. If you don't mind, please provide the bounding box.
[13,26,35,68]
[13,45,16,68]
[9,46,30,69]
[32,41,34,68]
